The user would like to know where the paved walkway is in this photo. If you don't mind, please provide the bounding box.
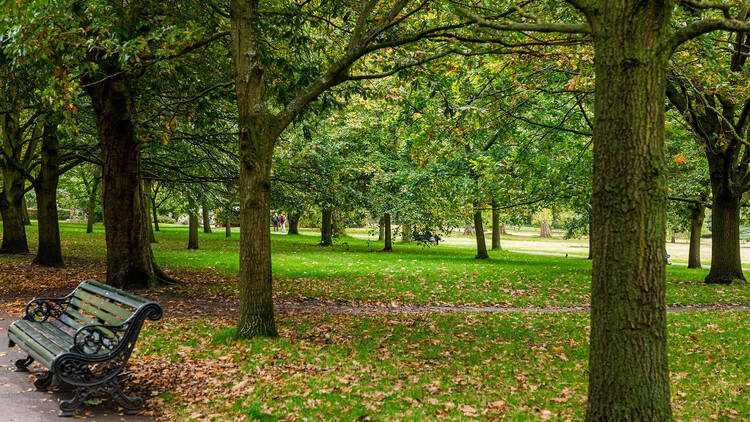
[0,315,154,422]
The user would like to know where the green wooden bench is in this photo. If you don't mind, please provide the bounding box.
[7,279,163,417]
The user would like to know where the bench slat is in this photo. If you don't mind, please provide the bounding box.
[74,290,133,320]
[63,306,100,326]
[9,322,57,365]
[50,318,78,336]
[16,321,70,354]
[78,281,149,309]
[34,322,74,350]
[69,298,122,325]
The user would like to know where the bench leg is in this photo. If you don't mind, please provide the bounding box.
[58,378,143,417]
[14,355,34,372]
[33,371,53,391]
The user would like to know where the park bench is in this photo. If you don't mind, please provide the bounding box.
[7,279,162,417]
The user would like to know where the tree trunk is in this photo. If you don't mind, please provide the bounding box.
[491,201,501,250]
[84,74,155,289]
[86,176,100,234]
[232,0,278,338]
[705,168,744,283]
[463,224,473,235]
[402,221,412,243]
[320,208,333,246]
[32,124,64,267]
[21,196,30,225]
[225,216,232,238]
[143,179,156,243]
[0,166,29,254]
[670,234,675,243]
[288,212,300,235]
[688,204,704,269]
[500,222,507,234]
[332,209,345,237]
[587,211,593,260]
[586,5,672,419]
[152,203,160,232]
[202,201,212,233]
[473,202,489,259]
[378,217,384,241]
[383,213,392,252]
[540,221,552,237]
[187,200,199,250]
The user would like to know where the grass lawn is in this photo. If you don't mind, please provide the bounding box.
[1,222,749,420]
[130,311,750,421]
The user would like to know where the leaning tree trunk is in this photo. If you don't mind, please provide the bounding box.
[473,202,489,259]
[288,212,300,235]
[491,200,501,250]
[320,208,333,246]
[705,156,745,283]
[85,75,156,289]
[143,179,156,243]
[688,204,704,269]
[0,167,29,254]
[586,5,672,420]
[187,201,199,250]
[383,212,392,252]
[33,124,64,267]
[21,196,30,225]
[202,201,212,233]
[378,217,384,241]
[86,176,100,234]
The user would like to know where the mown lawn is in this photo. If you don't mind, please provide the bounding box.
[130,311,750,421]
[7,222,745,307]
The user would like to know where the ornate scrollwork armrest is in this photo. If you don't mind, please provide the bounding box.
[24,296,72,322]
[73,323,129,356]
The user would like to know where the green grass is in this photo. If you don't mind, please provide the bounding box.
[133,311,750,421]
[3,222,748,307]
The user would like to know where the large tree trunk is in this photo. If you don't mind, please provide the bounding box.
[143,179,156,243]
[85,75,155,289]
[473,202,489,259]
[539,221,552,237]
[33,124,64,267]
[383,212,392,252]
[378,217,384,241]
[202,201,212,233]
[187,200,199,250]
[491,200,501,250]
[0,170,29,254]
[320,208,333,246]
[705,167,744,283]
[232,0,277,338]
[586,5,672,420]
[21,196,30,225]
[688,204,704,269]
[86,176,100,234]
[288,212,300,235]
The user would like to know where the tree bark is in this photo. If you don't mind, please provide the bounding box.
[332,209,345,237]
[232,0,277,338]
[202,201,212,233]
[473,202,489,259]
[463,224,473,235]
[143,179,156,243]
[378,217,384,241]
[187,199,199,250]
[491,201,501,250]
[0,170,28,254]
[688,204,704,269]
[84,74,155,289]
[288,212,300,235]
[21,196,30,225]
[32,123,64,267]
[320,208,333,246]
[86,176,100,234]
[586,4,672,419]
[402,221,412,243]
[540,221,552,237]
[225,216,232,238]
[152,202,160,232]
[382,212,392,252]
[587,211,593,260]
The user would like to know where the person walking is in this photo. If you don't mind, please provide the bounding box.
[272,212,279,232]
[280,212,287,233]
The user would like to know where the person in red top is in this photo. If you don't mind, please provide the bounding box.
[280,212,287,233]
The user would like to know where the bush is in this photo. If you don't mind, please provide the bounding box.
[27,208,38,220]
[157,215,176,224]
[57,209,71,220]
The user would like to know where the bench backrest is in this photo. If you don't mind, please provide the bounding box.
[57,280,151,334]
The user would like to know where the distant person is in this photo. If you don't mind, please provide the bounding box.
[272,213,279,232]
[280,212,287,233]
[665,249,671,265]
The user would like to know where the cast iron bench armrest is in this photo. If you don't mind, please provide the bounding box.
[23,294,74,323]
[70,302,162,357]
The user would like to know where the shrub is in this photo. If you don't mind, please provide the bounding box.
[157,215,176,224]
[57,209,71,220]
